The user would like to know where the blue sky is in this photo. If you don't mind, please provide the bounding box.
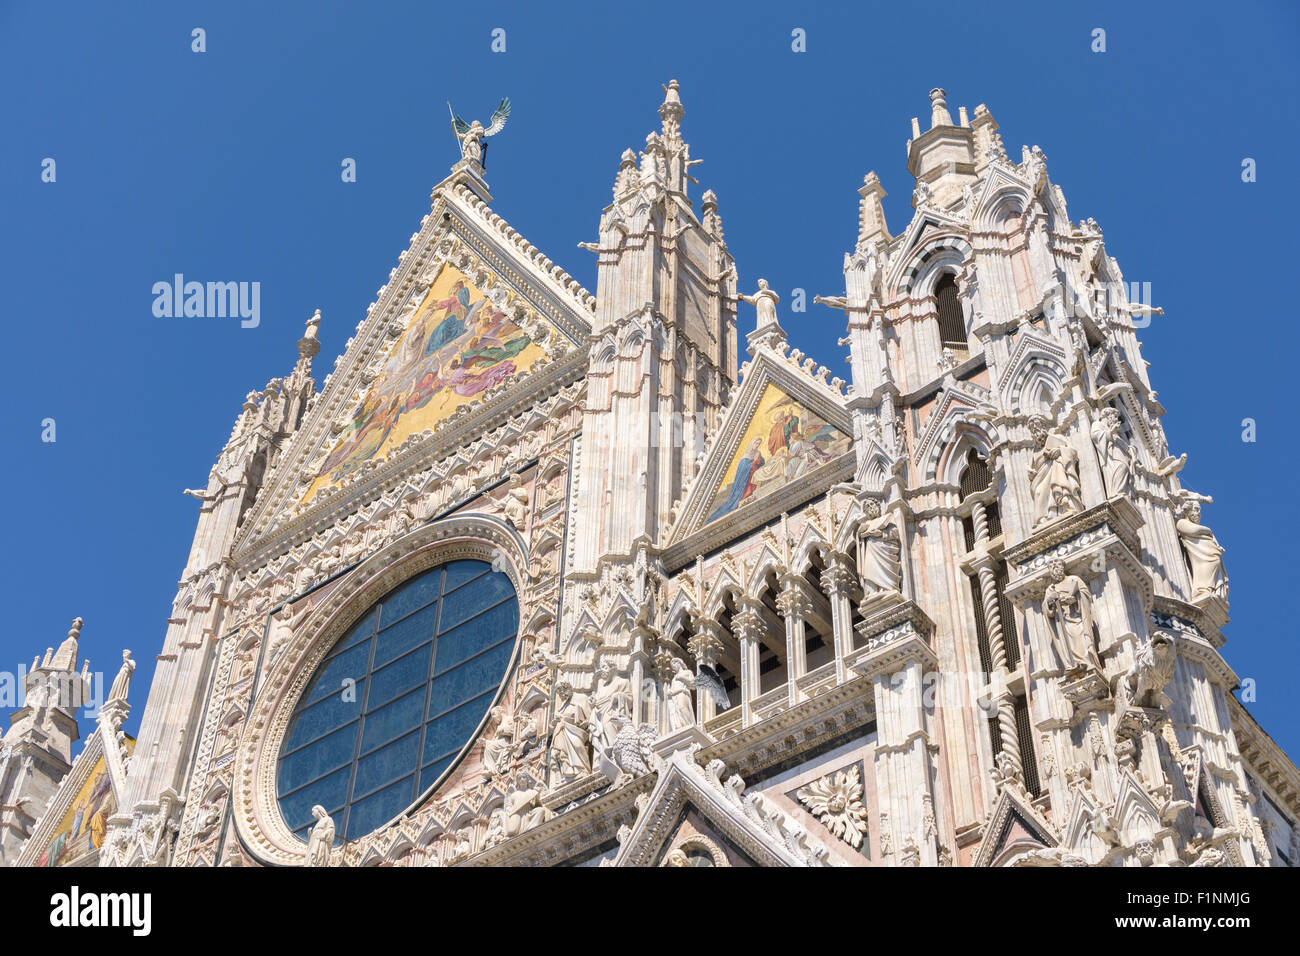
[2,0,1296,760]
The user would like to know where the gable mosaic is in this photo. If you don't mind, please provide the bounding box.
[705,384,851,525]
[301,262,550,503]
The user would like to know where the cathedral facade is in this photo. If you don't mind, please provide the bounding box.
[3,84,1297,868]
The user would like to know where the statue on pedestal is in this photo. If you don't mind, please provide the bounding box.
[547,681,593,783]
[1175,501,1228,601]
[449,98,511,166]
[306,806,335,866]
[738,279,781,330]
[1090,407,1136,499]
[1043,561,1102,674]
[1028,415,1083,527]
[858,500,902,595]
[108,650,135,704]
[665,658,696,732]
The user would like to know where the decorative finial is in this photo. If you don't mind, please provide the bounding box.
[661,79,682,111]
[68,617,83,642]
[659,79,684,146]
[929,88,953,129]
[448,98,511,169]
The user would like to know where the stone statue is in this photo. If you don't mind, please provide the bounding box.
[589,660,635,756]
[503,771,550,838]
[449,98,511,165]
[1028,415,1083,527]
[738,279,780,330]
[1123,633,1176,711]
[502,476,529,531]
[1042,561,1101,674]
[108,649,135,704]
[600,712,658,785]
[269,600,310,664]
[481,707,515,777]
[483,808,507,848]
[447,831,473,864]
[548,681,593,782]
[1176,501,1228,601]
[665,658,696,732]
[590,660,634,753]
[306,805,334,866]
[858,500,902,595]
[1090,407,1136,499]
[509,710,540,760]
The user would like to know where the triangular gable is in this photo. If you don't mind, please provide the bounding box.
[15,732,136,867]
[885,211,972,295]
[608,748,833,867]
[972,785,1057,867]
[235,176,594,551]
[667,351,852,555]
[298,261,553,504]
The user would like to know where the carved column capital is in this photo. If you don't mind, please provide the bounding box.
[820,559,857,600]
[687,621,724,666]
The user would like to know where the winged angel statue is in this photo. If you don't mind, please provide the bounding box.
[449,97,511,166]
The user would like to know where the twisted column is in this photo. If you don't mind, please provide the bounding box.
[971,499,1020,777]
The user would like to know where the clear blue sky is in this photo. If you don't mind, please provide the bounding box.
[2,1,1296,759]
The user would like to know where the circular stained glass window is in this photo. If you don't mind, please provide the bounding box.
[276,558,519,841]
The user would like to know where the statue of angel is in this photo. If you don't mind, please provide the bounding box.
[449,98,511,166]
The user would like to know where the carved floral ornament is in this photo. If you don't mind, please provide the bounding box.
[229,515,532,866]
[796,764,869,849]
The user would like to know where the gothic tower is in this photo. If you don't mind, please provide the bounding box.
[824,89,1265,866]
[108,318,319,856]
[572,81,738,574]
[0,619,92,863]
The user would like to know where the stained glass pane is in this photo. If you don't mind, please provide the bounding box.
[276,559,517,844]
[373,602,439,669]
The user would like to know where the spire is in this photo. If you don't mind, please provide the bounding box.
[857,172,891,247]
[929,88,953,129]
[907,87,978,209]
[700,189,724,241]
[50,617,82,672]
[971,103,1007,171]
[647,79,699,197]
[655,80,686,149]
[612,148,639,199]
